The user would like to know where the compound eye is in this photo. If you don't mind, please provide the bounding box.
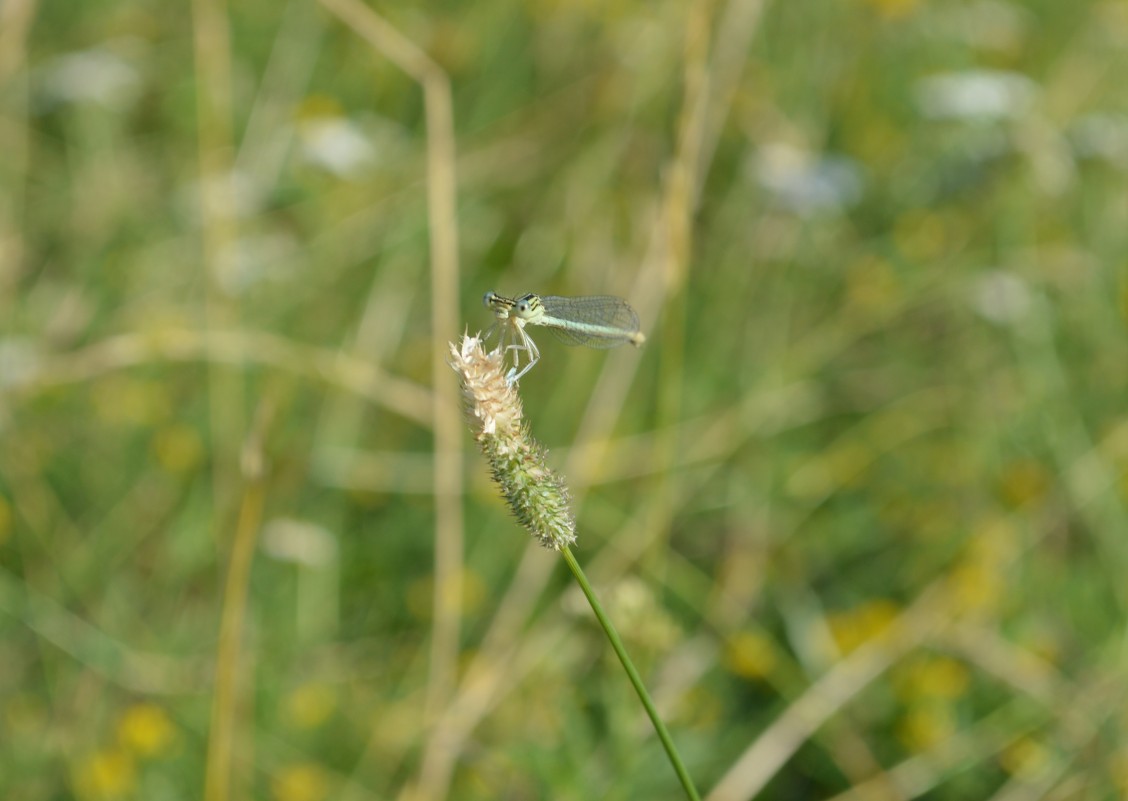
[516,300,528,312]
[482,291,496,307]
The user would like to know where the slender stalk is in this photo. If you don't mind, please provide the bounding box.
[560,546,701,801]
[204,431,267,801]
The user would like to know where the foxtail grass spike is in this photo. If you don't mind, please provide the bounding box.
[449,334,577,549]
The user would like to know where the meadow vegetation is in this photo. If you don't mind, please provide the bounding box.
[1,0,1127,798]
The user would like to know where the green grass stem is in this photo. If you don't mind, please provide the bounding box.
[561,545,702,801]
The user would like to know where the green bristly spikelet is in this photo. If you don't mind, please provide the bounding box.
[481,432,575,549]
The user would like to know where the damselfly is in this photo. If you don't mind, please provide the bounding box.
[483,291,646,383]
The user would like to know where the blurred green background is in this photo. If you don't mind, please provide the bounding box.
[2,0,1128,798]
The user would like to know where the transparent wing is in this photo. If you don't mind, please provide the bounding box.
[537,295,641,349]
